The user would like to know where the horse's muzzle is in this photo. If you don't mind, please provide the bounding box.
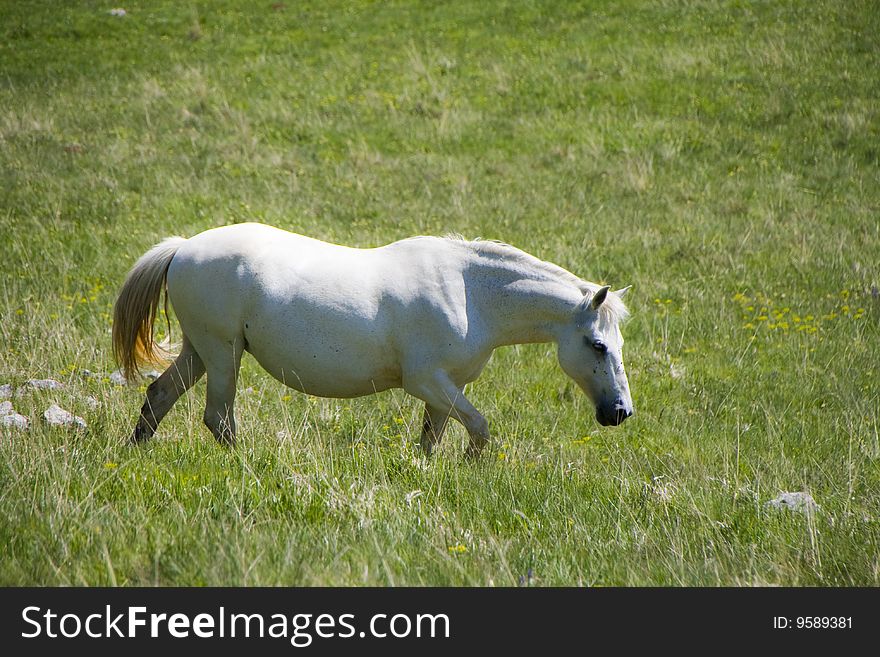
[596,401,633,427]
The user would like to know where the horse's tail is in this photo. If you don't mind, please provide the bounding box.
[112,236,187,381]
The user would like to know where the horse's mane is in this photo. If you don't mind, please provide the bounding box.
[444,235,629,324]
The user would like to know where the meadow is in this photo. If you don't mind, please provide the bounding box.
[0,0,878,585]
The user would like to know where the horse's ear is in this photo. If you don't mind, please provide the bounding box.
[614,285,632,299]
[575,286,611,325]
[591,285,611,310]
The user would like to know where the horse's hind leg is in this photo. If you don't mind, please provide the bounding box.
[200,336,244,447]
[131,336,206,443]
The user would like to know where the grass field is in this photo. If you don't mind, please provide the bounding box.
[1,0,878,586]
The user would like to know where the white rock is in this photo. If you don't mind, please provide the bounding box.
[16,378,65,396]
[43,404,87,430]
[1,399,28,430]
[1,412,28,430]
[109,368,161,384]
[765,491,819,514]
[27,378,65,390]
[85,396,100,410]
[0,383,11,399]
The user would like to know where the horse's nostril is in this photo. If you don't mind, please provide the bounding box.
[613,405,632,424]
[598,403,632,426]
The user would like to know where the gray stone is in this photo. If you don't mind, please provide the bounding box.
[109,368,162,385]
[765,491,819,514]
[1,412,28,430]
[0,383,11,399]
[16,379,65,397]
[2,400,29,430]
[43,404,87,430]
[25,378,65,390]
[85,396,100,410]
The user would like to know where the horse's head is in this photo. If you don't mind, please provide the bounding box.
[556,285,633,426]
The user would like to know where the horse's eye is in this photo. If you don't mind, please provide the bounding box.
[585,337,607,353]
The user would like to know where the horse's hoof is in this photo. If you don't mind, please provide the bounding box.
[130,424,152,444]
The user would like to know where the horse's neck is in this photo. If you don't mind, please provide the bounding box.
[470,258,581,347]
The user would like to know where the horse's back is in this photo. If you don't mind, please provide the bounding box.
[170,223,346,273]
[169,224,468,308]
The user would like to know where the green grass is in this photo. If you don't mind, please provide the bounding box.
[1,0,878,585]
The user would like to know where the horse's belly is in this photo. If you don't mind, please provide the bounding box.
[251,347,401,397]
[243,323,401,399]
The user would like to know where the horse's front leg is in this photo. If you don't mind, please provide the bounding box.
[408,373,490,458]
[420,404,452,456]
[463,409,491,458]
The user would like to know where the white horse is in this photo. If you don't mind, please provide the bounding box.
[113,223,633,455]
